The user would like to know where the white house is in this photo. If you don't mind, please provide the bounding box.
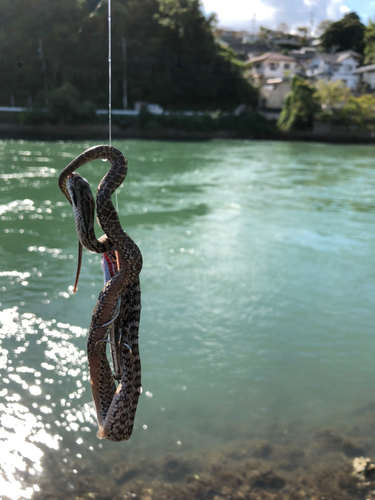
[354,64,375,90]
[259,78,292,110]
[247,52,297,85]
[306,50,361,89]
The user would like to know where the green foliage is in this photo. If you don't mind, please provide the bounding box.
[313,80,351,123]
[20,84,96,125]
[316,20,332,37]
[0,0,257,115]
[47,84,96,124]
[319,12,365,54]
[364,19,375,64]
[277,76,319,131]
[122,109,276,138]
[343,94,375,124]
[326,93,375,126]
[296,26,309,44]
[312,79,375,127]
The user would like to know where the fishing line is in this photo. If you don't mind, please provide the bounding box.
[108,0,112,147]
[107,0,119,211]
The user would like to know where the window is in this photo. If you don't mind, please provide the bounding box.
[255,63,262,69]
[284,63,290,70]
[269,62,278,70]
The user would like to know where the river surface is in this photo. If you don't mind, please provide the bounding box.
[0,139,375,499]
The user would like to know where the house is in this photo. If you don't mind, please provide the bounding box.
[259,78,292,110]
[306,50,361,89]
[244,44,271,58]
[247,52,298,112]
[247,52,298,85]
[354,64,375,90]
[226,42,269,59]
[258,28,301,48]
[290,47,316,61]
[214,29,268,59]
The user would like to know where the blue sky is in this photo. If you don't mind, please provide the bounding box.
[201,0,375,32]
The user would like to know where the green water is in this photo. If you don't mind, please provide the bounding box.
[0,138,375,499]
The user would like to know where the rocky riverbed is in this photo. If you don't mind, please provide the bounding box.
[29,410,375,500]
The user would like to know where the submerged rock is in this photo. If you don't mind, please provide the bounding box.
[249,469,286,490]
[352,456,375,481]
[28,412,375,500]
[315,428,366,457]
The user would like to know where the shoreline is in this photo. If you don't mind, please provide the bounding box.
[23,417,375,500]
[1,122,375,145]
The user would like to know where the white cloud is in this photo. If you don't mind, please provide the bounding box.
[326,0,348,18]
[339,4,351,12]
[202,0,275,23]
[202,0,353,31]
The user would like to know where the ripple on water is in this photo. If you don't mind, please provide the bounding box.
[0,307,95,498]
[1,139,375,499]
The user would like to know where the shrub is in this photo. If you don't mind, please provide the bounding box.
[125,109,275,138]
[313,80,375,126]
[20,83,96,125]
[277,76,319,131]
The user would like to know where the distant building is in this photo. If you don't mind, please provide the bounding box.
[306,50,361,89]
[271,36,301,49]
[257,27,301,48]
[225,42,270,59]
[247,52,298,85]
[290,47,316,61]
[215,29,255,43]
[214,28,268,59]
[259,78,292,110]
[246,52,298,112]
[354,64,375,91]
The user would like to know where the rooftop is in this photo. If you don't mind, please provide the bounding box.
[248,52,297,64]
[312,50,361,64]
[355,64,375,74]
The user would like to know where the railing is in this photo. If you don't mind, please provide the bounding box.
[96,109,138,116]
[0,107,231,117]
[0,107,28,112]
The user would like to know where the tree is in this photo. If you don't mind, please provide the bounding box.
[319,12,365,54]
[341,94,375,125]
[297,26,309,44]
[364,19,375,64]
[0,0,84,104]
[315,20,332,37]
[313,80,351,123]
[258,26,273,42]
[0,0,258,112]
[313,80,375,126]
[277,76,319,131]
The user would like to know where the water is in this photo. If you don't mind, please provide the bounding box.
[1,138,375,499]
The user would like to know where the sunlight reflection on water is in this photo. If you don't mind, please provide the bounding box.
[0,307,98,498]
[1,139,375,498]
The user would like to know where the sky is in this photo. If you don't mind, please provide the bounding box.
[201,0,375,33]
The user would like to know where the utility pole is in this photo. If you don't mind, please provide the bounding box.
[310,11,315,37]
[251,14,256,41]
[121,37,128,109]
[38,39,48,106]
